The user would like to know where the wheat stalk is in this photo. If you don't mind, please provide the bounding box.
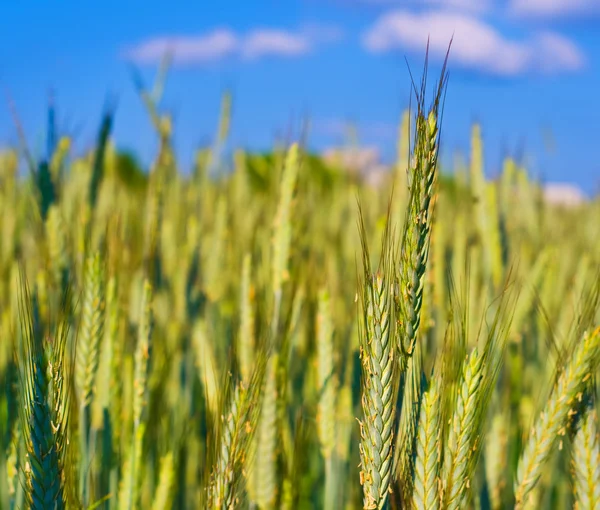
[118,278,153,510]
[485,412,509,510]
[394,343,423,503]
[151,451,175,510]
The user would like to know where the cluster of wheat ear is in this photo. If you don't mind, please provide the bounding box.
[0,49,598,510]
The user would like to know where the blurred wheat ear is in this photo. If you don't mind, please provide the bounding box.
[206,341,269,509]
[572,407,600,509]
[515,326,600,508]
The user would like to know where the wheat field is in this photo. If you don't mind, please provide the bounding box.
[0,58,599,510]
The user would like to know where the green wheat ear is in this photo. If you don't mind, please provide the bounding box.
[357,202,400,510]
[238,252,255,382]
[395,49,449,362]
[412,377,442,510]
[271,142,300,332]
[442,347,485,510]
[16,270,74,510]
[316,286,339,510]
[317,287,337,460]
[45,205,69,289]
[75,250,106,501]
[255,354,279,509]
[133,279,153,429]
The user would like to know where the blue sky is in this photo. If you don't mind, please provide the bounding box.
[0,0,599,192]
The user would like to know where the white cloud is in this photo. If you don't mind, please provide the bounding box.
[124,24,343,66]
[543,183,586,207]
[532,32,586,73]
[123,29,238,65]
[322,145,381,171]
[362,10,586,76]
[242,30,311,60]
[351,0,492,13]
[426,0,492,11]
[510,0,600,18]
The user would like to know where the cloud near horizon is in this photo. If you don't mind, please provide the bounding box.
[242,30,311,60]
[357,0,492,13]
[362,10,586,76]
[354,0,598,18]
[124,24,343,65]
[509,0,600,18]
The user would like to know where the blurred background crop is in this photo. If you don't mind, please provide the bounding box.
[1,2,600,510]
